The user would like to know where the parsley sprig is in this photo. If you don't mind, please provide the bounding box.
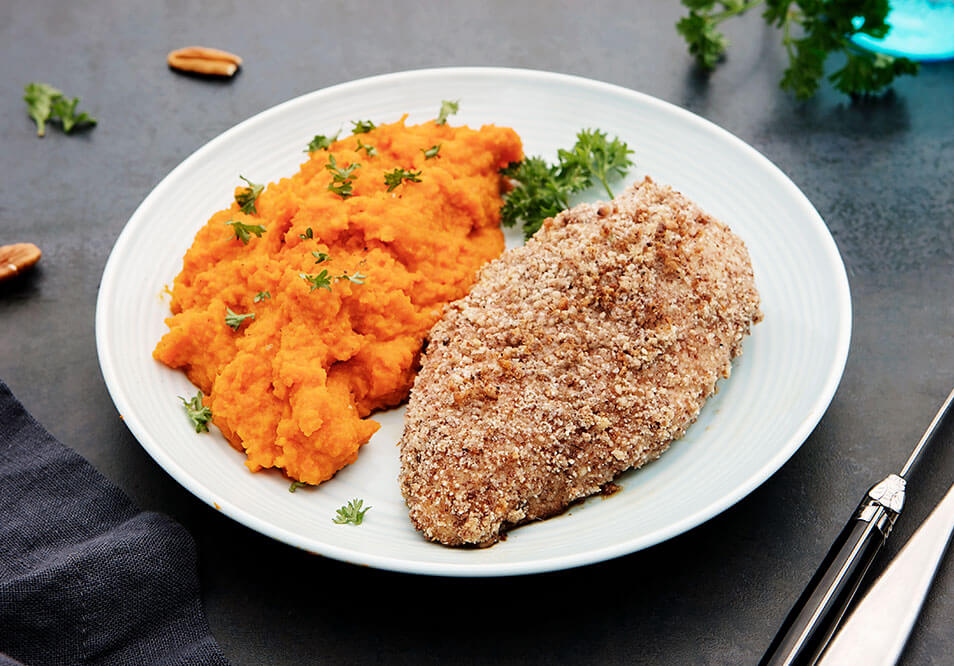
[306,131,339,152]
[558,129,633,199]
[422,144,441,159]
[333,498,371,525]
[23,82,97,137]
[300,269,367,292]
[225,220,266,244]
[356,139,377,157]
[676,0,919,99]
[288,480,308,493]
[384,168,422,192]
[325,154,360,199]
[254,291,270,302]
[436,99,459,125]
[235,176,264,214]
[300,270,333,291]
[179,390,212,433]
[225,307,255,331]
[500,129,634,238]
[351,120,375,134]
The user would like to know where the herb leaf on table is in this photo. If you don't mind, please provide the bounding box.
[23,82,97,137]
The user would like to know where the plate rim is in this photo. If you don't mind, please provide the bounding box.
[95,66,852,576]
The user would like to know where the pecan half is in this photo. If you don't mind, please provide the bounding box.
[167,46,243,77]
[0,243,42,281]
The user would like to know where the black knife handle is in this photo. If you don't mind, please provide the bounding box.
[760,496,899,666]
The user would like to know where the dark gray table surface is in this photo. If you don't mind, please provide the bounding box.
[2,1,953,664]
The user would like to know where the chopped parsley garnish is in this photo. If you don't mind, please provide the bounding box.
[235,176,264,214]
[422,144,441,159]
[384,168,422,192]
[299,227,313,239]
[333,498,371,525]
[225,220,266,244]
[436,99,459,125]
[312,251,329,263]
[300,270,333,292]
[300,268,366,292]
[288,480,308,493]
[351,119,375,134]
[500,129,634,238]
[356,139,377,157]
[254,291,270,303]
[325,154,360,199]
[24,82,97,137]
[225,307,255,331]
[306,131,339,152]
[179,390,212,433]
[338,272,366,285]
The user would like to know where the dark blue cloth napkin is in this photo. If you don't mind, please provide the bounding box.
[0,381,228,665]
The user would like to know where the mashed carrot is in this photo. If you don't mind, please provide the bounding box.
[154,117,522,484]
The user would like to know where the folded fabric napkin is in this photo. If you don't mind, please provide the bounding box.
[0,380,228,665]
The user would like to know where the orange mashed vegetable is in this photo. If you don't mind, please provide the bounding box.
[154,117,522,484]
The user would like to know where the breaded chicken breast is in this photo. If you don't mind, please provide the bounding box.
[399,177,762,546]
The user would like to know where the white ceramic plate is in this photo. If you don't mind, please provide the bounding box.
[96,68,850,576]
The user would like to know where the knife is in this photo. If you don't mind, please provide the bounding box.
[760,385,954,666]
[818,479,954,664]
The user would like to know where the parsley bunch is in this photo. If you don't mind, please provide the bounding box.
[676,0,919,99]
[500,129,633,239]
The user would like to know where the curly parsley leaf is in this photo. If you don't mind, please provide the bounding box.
[351,119,376,134]
[23,82,97,137]
[235,176,264,214]
[333,498,371,525]
[422,144,441,159]
[312,251,329,263]
[436,99,459,125]
[676,11,730,69]
[384,168,422,192]
[179,390,212,433]
[225,220,266,244]
[500,157,571,239]
[306,131,340,152]
[254,291,270,303]
[501,130,634,239]
[557,129,633,199]
[225,307,255,331]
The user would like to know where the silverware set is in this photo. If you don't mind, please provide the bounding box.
[762,386,954,665]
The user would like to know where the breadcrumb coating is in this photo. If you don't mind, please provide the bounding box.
[398,177,762,546]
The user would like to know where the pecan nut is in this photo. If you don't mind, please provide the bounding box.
[0,243,42,281]
[167,46,243,77]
